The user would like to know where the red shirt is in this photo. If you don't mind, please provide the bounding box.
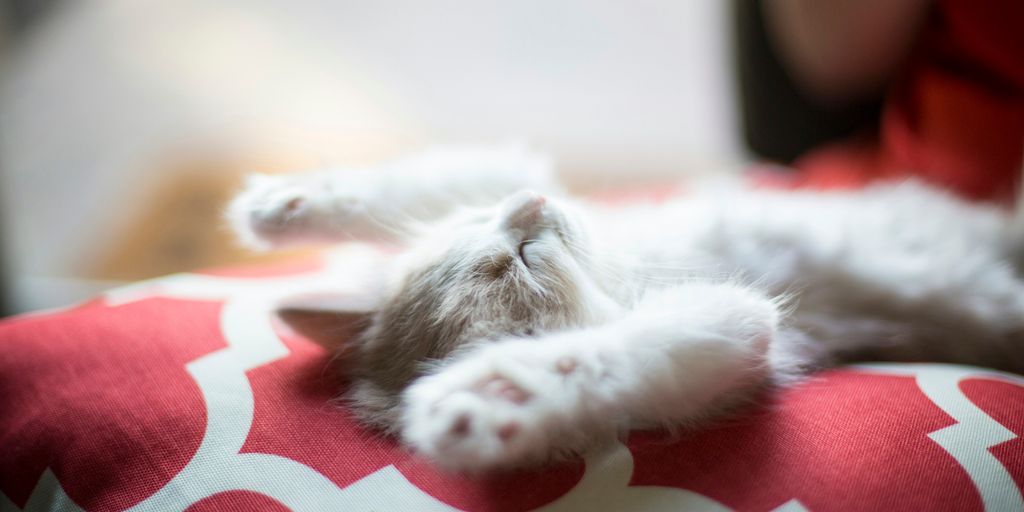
[774,1,1024,203]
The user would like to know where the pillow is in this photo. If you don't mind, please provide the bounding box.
[2,245,1022,511]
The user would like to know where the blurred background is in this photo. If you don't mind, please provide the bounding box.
[0,0,742,314]
[0,0,904,314]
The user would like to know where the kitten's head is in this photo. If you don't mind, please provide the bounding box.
[348,191,612,429]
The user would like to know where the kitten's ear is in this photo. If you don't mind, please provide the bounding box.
[275,292,379,352]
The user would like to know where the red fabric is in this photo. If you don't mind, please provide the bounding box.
[2,254,1023,511]
[776,0,1024,201]
[0,299,215,511]
[186,491,291,512]
[629,372,977,511]
[964,379,1024,492]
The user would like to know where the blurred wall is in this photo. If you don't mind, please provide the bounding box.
[0,0,742,312]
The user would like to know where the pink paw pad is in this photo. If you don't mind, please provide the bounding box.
[284,197,305,212]
[449,414,471,436]
[554,357,578,375]
[497,421,521,441]
[478,375,531,404]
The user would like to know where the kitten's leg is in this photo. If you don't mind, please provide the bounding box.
[402,282,793,471]
[227,146,561,248]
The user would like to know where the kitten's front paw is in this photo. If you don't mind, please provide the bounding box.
[227,173,364,249]
[402,343,588,471]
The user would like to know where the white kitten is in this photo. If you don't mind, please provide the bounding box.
[228,146,1024,471]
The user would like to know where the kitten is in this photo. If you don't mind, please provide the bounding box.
[228,146,1024,471]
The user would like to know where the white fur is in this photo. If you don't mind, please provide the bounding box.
[403,283,778,469]
[226,145,560,248]
[229,147,1024,471]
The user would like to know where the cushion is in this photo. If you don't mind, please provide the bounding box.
[2,245,1023,511]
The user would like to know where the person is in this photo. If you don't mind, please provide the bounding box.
[737,0,1024,203]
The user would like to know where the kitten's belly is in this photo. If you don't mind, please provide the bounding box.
[624,182,1010,301]
[601,182,1024,368]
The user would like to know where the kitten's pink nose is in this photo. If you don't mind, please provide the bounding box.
[501,190,547,231]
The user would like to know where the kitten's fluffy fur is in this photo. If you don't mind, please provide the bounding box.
[229,146,1024,471]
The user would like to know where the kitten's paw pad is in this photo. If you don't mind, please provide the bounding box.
[250,192,310,231]
[407,387,528,470]
[554,356,578,375]
[227,173,361,248]
[477,374,532,404]
[403,361,564,471]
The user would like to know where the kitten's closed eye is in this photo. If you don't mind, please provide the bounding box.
[517,241,534,268]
